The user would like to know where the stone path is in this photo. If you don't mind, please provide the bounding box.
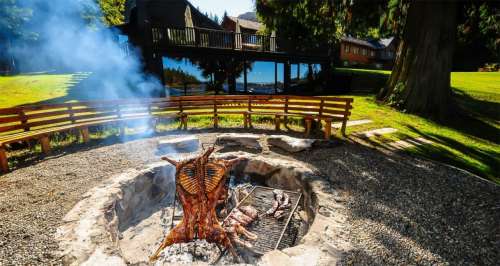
[386,137,433,150]
[332,119,372,129]
[354,127,398,138]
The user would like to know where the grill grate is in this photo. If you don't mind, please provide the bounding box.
[224,186,302,254]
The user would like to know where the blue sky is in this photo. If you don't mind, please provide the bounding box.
[188,0,255,18]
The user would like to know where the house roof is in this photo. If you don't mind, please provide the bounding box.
[225,16,262,31]
[341,36,394,50]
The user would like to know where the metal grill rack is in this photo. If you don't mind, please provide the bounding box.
[224,186,302,254]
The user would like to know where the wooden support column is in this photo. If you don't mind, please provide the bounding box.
[243,60,248,93]
[0,147,8,173]
[275,115,281,131]
[284,61,291,93]
[274,62,278,94]
[40,136,51,155]
[80,127,90,143]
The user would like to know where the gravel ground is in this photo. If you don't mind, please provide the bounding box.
[0,131,498,265]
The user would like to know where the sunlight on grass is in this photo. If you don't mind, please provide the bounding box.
[0,74,76,108]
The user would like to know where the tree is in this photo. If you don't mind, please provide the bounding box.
[0,0,32,39]
[377,0,499,119]
[257,0,499,119]
[97,0,126,26]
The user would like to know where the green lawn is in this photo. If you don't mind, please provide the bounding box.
[1,71,499,183]
[0,73,81,108]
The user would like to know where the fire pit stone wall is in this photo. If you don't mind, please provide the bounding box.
[55,152,350,265]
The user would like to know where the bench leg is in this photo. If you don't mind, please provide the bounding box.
[119,123,126,138]
[40,136,51,155]
[305,118,312,137]
[275,115,281,131]
[243,114,248,129]
[80,127,90,143]
[324,119,332,139]
[0,147,8,174]
[214,115,219,129]
[341,119,347,136]
[283,116,288,127]
[248,114,253,128]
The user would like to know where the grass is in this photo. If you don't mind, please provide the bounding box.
[0,73,81,108]
[1,71,499,183]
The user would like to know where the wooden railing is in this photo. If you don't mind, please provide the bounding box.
[152,26,278,52]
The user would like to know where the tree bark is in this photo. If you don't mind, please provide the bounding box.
[378,1,457,120]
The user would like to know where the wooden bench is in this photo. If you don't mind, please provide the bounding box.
[0,95,353,173]
[173,95,353,138]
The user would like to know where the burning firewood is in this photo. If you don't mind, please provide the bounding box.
[149,147,242,262]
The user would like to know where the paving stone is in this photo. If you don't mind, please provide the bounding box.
[267,135,316,152]
[216,133,262,150]
[387,137,432,150]
[356,127,398,138]
[332,119,372,129]
[157,135,199,154]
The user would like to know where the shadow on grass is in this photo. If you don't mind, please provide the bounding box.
[404,125,499,182]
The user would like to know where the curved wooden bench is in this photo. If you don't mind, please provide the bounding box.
[0,95,353,173]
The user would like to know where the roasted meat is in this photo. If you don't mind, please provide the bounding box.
[239,205,258,220]
[149,148,242,262]
[265,189,291,219]
[223,205,258,249]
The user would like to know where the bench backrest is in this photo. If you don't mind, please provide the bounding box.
[0,95,353,136]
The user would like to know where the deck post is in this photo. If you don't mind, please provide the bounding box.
[284,61,291,93]
[274,62,278,94]
[243,60,248,93]
[0,147,8,173]
[297,63,300,80]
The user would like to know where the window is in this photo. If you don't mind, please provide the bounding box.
[353,47,359,54]
[370,50,375,57]
[362,48,367,56]
[344,44,350,53]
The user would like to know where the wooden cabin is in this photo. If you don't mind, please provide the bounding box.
[116,0,331,96]
[340,36,396,69]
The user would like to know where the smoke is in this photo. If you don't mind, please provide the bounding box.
[9,0,162,99]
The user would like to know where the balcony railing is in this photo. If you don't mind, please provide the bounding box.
[151,26,278,53]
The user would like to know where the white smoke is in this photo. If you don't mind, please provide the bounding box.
[10,0,162,99]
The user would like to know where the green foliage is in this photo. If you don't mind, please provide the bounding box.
[97,0,125,26]
[0,0,33,39]
[256,0,351,51]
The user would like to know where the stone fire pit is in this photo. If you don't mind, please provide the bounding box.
[55,152,349,265]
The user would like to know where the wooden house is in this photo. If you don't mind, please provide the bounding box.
[340,36,396,69]
[116,0,331,96]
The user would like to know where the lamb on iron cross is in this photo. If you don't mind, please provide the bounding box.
[150,147,250,262]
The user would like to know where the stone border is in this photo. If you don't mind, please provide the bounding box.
[55,152,350,265]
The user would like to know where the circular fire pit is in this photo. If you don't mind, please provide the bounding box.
[56,152,345,265]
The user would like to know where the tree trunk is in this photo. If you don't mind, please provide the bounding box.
[378,1,457,120]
